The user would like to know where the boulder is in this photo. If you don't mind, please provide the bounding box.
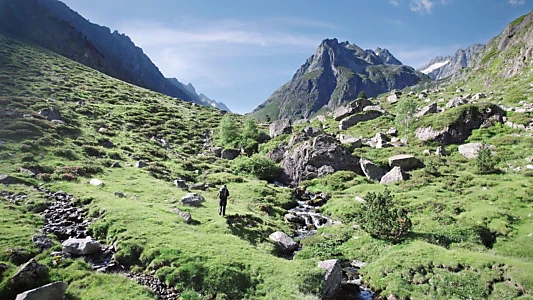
[415,102,437,118]
[268,231,298,254]
[134,161,148,168]
[10,259,47,289]
[435,146,447,156]
[269,119,292,138]
[280,135,362,186]
[20,168,36,177]
[415,104,505,144]
[380,167,408,184]
[189,182,208,191]
[333,106,355,121]
[284,213,305,225]
[38,107,61,121]
[472,93,486,101]
[62,237,101,255]
[51,120,66,125]
[458,143,495,159]
[0,174,22,185]
[114,191,125,198]
[180,193,205,207]
[302,127,322,137]
[293,119,309,126]
[316,115,327,123]
[446,96,467,108]
[221,149,240,160]
[360,159,386,181]
[363,105,388,114]
[317,260,342,299]
[348,98,373,111]
[170,208,192,224]
[387,94,399,104]
[15,281,68,300]
[173,179,189,189]
[32,236,53,250]
[257,132,271,143]
[89,178,104,186]
[387,127,398,136]
[371,132,390,149]
[318,165,335,177]
[210,147,223,158]
[339,134,363,149]
[267,143,288,163]
[339,111,383,130]
[388,154,423,171]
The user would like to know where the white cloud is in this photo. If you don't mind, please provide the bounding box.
[509,0,525,6]
[410,0,434,14]
[389,0,400,6]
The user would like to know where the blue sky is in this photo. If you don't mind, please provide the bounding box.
[61,0,533,113]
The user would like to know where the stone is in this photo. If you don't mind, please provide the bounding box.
[38,107,61,121]
[456,88,464,93]
[210,147,223,158]
[415,102,437,118]
[386,127,398,136]
[458,143,495,159]
[20,168,36,177]
[446,96,467,108]
[257,132,271,143]
[293,119,309,126]
[423,149,431,155]
[339,111,383,130]
[268,231,298,254]
[418,93,428,99]
[388,154,423,171]
[317,260,342,299]
[318,165,335,178]
[221,149,240,160]
[435,146,447,156]
[371,132,389,149]
[89,178,103,186]
[173,179,188,189]
[316,115,327,123]
[267,143,288,163]
[360,159,386,181]
[11,259,47,289]
[134,161,148,168]
[380,167,408,184]
[170,208,192,224]
[98,127,107,134]
[284,213,305,225]
[333,106,355,121]
[62,237,101,255]
[180,193,205,207]
[15,281,68,300]
[302,127,322,137]
[363,105,388,114]
[472,93,486,101]
[0,174,22,185]
[51,120,66,125]
[189,182,208,191]
[32,236,53,250]
[348,98,373,111]
[269,119,292,138]
[114,191,125,198]
[339,134,363,149]
[387,94,399,104]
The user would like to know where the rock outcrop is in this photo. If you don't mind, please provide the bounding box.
[280,135,361,186]
[317,259,342,299]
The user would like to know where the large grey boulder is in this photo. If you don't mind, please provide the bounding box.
[333,106,355,121]
[293,119,309,126]
[387,94,399,104]
[388,154,423,171]
[317,259,342,299]
[446,96,467,108]
[363,105,388,114]
[10,259,47,289]
[415,102,437,118]
[267,143,288,163]
[348,98,373,111]
[380,167,408,184]
[269,231,298,254]
[360,159,386,181]
[339,111,383,130]
[339,134,363,149]
[371,132,390,149]
[38,107,61,121]
[415,103,505,144]
[16,281,68,300]
[221,149,240,160]
[180,193,205,206]
[269,119,292,138]
[302,127,322,137]
[280,135,362,186]
[62,237,101,255]
[458,143,495,159]
[173,179,189,189]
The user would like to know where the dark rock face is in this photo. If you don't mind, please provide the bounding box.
[221,149,240,160]
[280,135,361,186]
[0,174,22,185]
[415,104,505,144]
[317,259,343,299]
[15,281,68,300]
[251,38,429,120]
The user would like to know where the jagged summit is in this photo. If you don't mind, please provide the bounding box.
[418,44,484,80]
[167,78,231,112]
[250,38,428,121]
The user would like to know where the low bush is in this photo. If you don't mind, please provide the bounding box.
[232,154,281,182]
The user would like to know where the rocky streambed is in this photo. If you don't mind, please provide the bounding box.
[1,188,178,300]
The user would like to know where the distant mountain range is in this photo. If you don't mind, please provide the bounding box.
[167,78,231,112]
[250,38,430,121]
[0,0,230,111]
[418,44,484,80]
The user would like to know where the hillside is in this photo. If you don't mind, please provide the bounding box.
[250,38,430,121]
[0,0,193,102]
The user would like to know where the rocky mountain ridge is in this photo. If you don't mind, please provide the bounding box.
[418,44,484,80]
[250,38,430,121]
[167,78,231,112]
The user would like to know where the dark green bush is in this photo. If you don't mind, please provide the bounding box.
[232,154,280,181]
[476,144,498,174]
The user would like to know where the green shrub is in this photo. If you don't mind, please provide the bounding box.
[54,148,78,160]
[82,145,106,157]
[359,189,412,243]
[232,154,280,181]
[218,115,239,148]
[475,143,498,174]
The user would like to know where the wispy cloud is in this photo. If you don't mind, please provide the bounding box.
[410,0,434,14]
[389,0,400,6]
[509,0,525,6]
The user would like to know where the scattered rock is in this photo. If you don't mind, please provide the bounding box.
[134,161,148,168]
[62,237,101,255]
[386,127,398,136]
[221,149,240,160]
[316,115,327,123]
[333,106,355,121]
[446,96,467,108]
[472,93,486,101]
[98,127,107,134]
[0,174,22,185]
[268,231,298,254]
[339,134,363,149]
[38,107,61,121]
[380,167,408,184]
[388,154,423,171]
[458,143,495,159]
[189,182,208,191]
[339,111,383,130]
[10,258,47,289]
[114,191,125,198]
[387,94,399,104]
[348,98,373,111]
[302,127,322,137]
[269,119,292,138]
[180,193,205,207]
[32,236,53,250]
[371,132,390,149]
[317,259,342,299]
[173,179,188,189]
[360,159,386,181]
[293,119,309,126]
[89,178,103,186]
[170,208,192,224]
[210,147,223,158]
[284,213,305,225]
[20,168,36,177]
[415,102,437,118]
[435,146,447,156]
[15,281,68,300]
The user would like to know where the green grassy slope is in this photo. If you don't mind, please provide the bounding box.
[0,35,323,300]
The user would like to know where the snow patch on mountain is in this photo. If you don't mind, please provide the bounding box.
[421,60,451,74]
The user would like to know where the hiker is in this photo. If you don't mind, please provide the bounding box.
[218,184,230,216]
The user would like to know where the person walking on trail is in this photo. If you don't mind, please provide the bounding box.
[218,184,230,216]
